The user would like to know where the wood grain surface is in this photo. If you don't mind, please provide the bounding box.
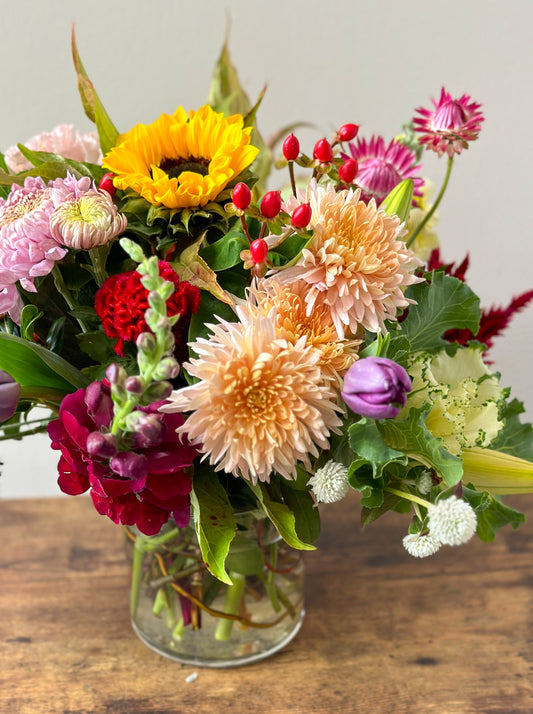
[2,491,533,714]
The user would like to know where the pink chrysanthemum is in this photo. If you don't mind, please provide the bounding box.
[161,313,342,484]
[277,182,422,338]
[345,136,423,205]
[4,125,101,174]
[413,88,484,157]
[0,176,67,322]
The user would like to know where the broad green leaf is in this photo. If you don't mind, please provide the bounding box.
[280,483,321,544]
[225,534,264,575]
[188,289,237,355]
[190,466,237,584]
[0,333,89,391]
[402,272,480,352]
[77,330,117,363]
[490,399,533,461]
[71,27,119,154]
[171,236,233,305]
[199,229,249,271]
[462,485,526,542]
[250,483,315,551]
[348,419,408,478]
[15,145,105,181]
[378,405,463,486]
[20,305,43,341]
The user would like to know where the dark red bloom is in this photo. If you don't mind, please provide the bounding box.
[428,249,533,350]
[47,382,199,535]
[94,261,200,359]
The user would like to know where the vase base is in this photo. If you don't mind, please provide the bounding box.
[131,609,305,669]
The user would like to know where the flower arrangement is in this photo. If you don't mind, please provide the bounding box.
[1,32,533,662]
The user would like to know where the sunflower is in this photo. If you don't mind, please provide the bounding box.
[102,105,259,210]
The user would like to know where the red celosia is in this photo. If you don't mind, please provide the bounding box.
[428,249,533,349]
[94,261,200,359]
[47,382,199,535]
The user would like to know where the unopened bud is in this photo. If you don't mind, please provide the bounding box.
[86,431,117,459]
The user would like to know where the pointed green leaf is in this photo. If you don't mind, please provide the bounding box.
[250,483,315,550]
[190,466,237,584]
[199,229,249,271]
[462,485,526,542]
[348,419,408,478]
[280,483,321,544]
[381,179,414,223]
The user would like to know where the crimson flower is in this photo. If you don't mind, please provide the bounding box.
[47,382,199,535]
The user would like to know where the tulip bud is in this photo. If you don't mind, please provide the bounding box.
[313,138,333,163]
[0,370,20,423]
[249,238,269,264]
[337,124,359,142]
[291,204,312,229]
[232,182,252,210]
[341,356,412,419]
[282,134,300,161]
[260,191,282,219]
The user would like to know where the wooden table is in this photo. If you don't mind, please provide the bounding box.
[2,492,533,714]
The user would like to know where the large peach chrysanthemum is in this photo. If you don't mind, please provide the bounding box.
[161,314,342,483]
[243,278,360,385]
[279,183,422,337]
[102,105,258,210]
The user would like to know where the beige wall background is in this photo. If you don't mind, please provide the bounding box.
[1,0,532,497]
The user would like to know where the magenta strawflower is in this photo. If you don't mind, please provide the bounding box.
[413,88,484,157]
[345,136,423,205]
[0,176,66,322]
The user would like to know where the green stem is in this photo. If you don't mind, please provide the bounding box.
[288,161,297,198]
[88,246,109,288]
[406,155,454,249]
[52,265,90,333]
[384,486,431,510]
[214,572,245,641]
[266,543,281,613]
[130,539,146,617]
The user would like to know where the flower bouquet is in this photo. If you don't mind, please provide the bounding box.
[1,32,533,667]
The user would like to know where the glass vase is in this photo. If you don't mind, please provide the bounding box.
[126,512,305,668]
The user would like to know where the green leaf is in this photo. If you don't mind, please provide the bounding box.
[45,317,66,354]
[378,405,463,486]
[15,145,105,182]
[402,273,481,352]
[188,290,237,353]
[462,485,526,542]
[225,534,264,576]
[381,179,414,223]
[250,483,316,551]
[71,27,119,154]
[199,229,249,271]
[20,305,43,341]
[490,399,533,461]
[190,466,237,584]
[348,419,408,478]
[280,483,321,544]
[0,333,89,391]
[76,330,118,364]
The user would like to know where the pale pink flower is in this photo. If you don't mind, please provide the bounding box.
[277,182,422,337]
[161,313,342,484]
[345,136,423,205]
[49,174,127,250]
[413,88,484,157]
[4,125,101,174]
[0,177,66,322]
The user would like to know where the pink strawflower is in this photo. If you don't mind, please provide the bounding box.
[4,125,101,174]
[345,136,423,205]
[413,88,484,157]
[0,176,66,322]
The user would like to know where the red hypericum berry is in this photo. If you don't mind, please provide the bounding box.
[338,159,358,184]
[292,203,312,229]
[338,123,360,142]
[260,191,282,219]
[232,182,252,210]
[313,138,333,163]
[99,172,116,196]
[282,133,300,161]
[249,238,269,264]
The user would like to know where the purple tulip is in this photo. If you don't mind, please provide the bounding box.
[0,370,21,422]
[341,356,411,419]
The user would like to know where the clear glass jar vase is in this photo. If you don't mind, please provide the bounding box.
[126,512,305,668]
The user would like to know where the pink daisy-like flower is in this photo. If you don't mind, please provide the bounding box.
[0,176,67,322]
[413,88,484,157]
[345,136,423,205]
[4,125,101,174]
[161,313,342,484]
[277,182,422,338]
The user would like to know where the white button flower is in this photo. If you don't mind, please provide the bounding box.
[428,495,477,546]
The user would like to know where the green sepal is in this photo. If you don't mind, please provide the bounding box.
[190,465,237,584]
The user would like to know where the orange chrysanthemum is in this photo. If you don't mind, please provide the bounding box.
[161,314,342,484]
[243,278,360,385]
[279,183,422,337]
[102,105,259,210]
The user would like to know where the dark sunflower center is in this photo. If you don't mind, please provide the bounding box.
[158,156,210,179]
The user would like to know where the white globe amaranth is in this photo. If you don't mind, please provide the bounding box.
[308,460,350,504]
[428,495,477,546]
[417,470,434,495]
[403,532,442,557]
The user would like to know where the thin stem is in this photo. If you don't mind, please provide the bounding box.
[52,265,90,333]
[215,572,246,641]
[130,539,145,617]
[384,486,431,510]
[88,246,108,288]
[240,215,252,243]
[406,155,454,249]
[288,162,297,198]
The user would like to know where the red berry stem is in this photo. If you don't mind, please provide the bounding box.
[240,214,252,243]
[288,161,297,198]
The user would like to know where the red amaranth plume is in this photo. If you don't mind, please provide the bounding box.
[427,249,533,350]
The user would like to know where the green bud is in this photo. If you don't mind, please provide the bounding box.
[148,290,166,316]
[144,308,158,331]
[141,380,174,404]
[152,357,180,381]
[140,275,160,292]
[159,280,175,302]
[136,331,157,355]
[381,179,414,224]
[120,237,146,264]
